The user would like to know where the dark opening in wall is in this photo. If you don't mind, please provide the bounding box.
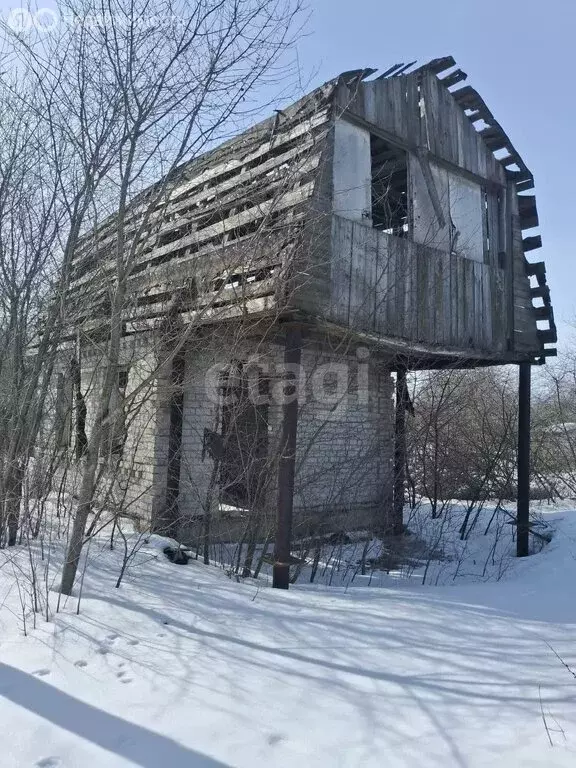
[104,366,129,458]
[55,372,72,447]
[370,136,409,236]
[218,362,269,510]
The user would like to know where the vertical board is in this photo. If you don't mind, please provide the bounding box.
[483,266,492,348]
[330,216,352,324]
[404,240,417,339]
[416,246,429,341]
[327,215,510,355]
[386,236,399,336]
[374,232,390,334]
[422,74,439,155]
[363,81,377,124]
[450,253,459,345]
[349,223,370,329]
[365,225,378,331]
[465,259,475,347]
[394,238,408,337]
[473,260,483,347]
[433,253,449,346]
[486,189,500,267]
[459,257,467,347]
[405,74,419,146]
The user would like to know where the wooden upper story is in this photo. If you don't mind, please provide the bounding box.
[66,56,556,366]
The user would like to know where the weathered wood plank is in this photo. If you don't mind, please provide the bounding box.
[385,237,398,336]
[416,247,429,342]
[449,253,458,345]
[330,216,352,324]
[404,241,417,339]
[328,215,512,355]
[440,252,452,346]
[375,233,391,335]
[365,227,379,331]
[483,266,492,349]
[395,237,409,338]
[349,223,371,329]
[473,260,483,347]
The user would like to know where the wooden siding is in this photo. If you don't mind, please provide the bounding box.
[509,186,540,352]
[327,215,508,353]
[335,72,507,186]
[61,58,550,362]
[64,80,339,336]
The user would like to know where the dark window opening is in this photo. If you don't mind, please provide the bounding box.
[103,366,129,459]
[370,136,409,237]
[218,362,269,510]
[117,369,129,395]
[55,372,72,448]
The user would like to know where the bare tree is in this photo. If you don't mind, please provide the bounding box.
[6,0,305,595]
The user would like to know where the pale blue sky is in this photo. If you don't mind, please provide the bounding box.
[296,0,574,346]
[1,0,572,346]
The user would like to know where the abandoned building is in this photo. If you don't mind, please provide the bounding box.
[54,56,556,586]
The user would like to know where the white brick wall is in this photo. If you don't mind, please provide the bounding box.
[56,330,395,538]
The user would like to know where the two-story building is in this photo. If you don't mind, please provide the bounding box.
[59,56,556,586]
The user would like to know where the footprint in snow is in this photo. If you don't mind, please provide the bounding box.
[267,733,284,746]
[36,758,61,768]
[116,670,133,684]
[32,669,50,677]
[127,638,139,646]
[74,660,88,668]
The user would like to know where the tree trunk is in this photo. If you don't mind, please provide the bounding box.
[60,446,100,595]
[5,462,24,547]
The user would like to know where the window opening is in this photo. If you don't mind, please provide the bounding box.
[370,136,409,236]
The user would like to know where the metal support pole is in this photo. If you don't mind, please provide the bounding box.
[393,367,407,536]
[273,326,302,589]
[154,351,184,538]
[517,361,531,557]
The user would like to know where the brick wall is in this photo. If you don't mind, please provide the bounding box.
[54,330,394,540]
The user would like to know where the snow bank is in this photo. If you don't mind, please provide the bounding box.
[0,505,574,766]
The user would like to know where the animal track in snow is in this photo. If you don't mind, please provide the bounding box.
[74,660,87,668]
[36,758,61,767]
[32,669,50,677]
[116,669,133,684]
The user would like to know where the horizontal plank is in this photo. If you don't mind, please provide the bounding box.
[70,183,313,292]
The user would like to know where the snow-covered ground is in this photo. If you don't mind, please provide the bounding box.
[2,506,576,767]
